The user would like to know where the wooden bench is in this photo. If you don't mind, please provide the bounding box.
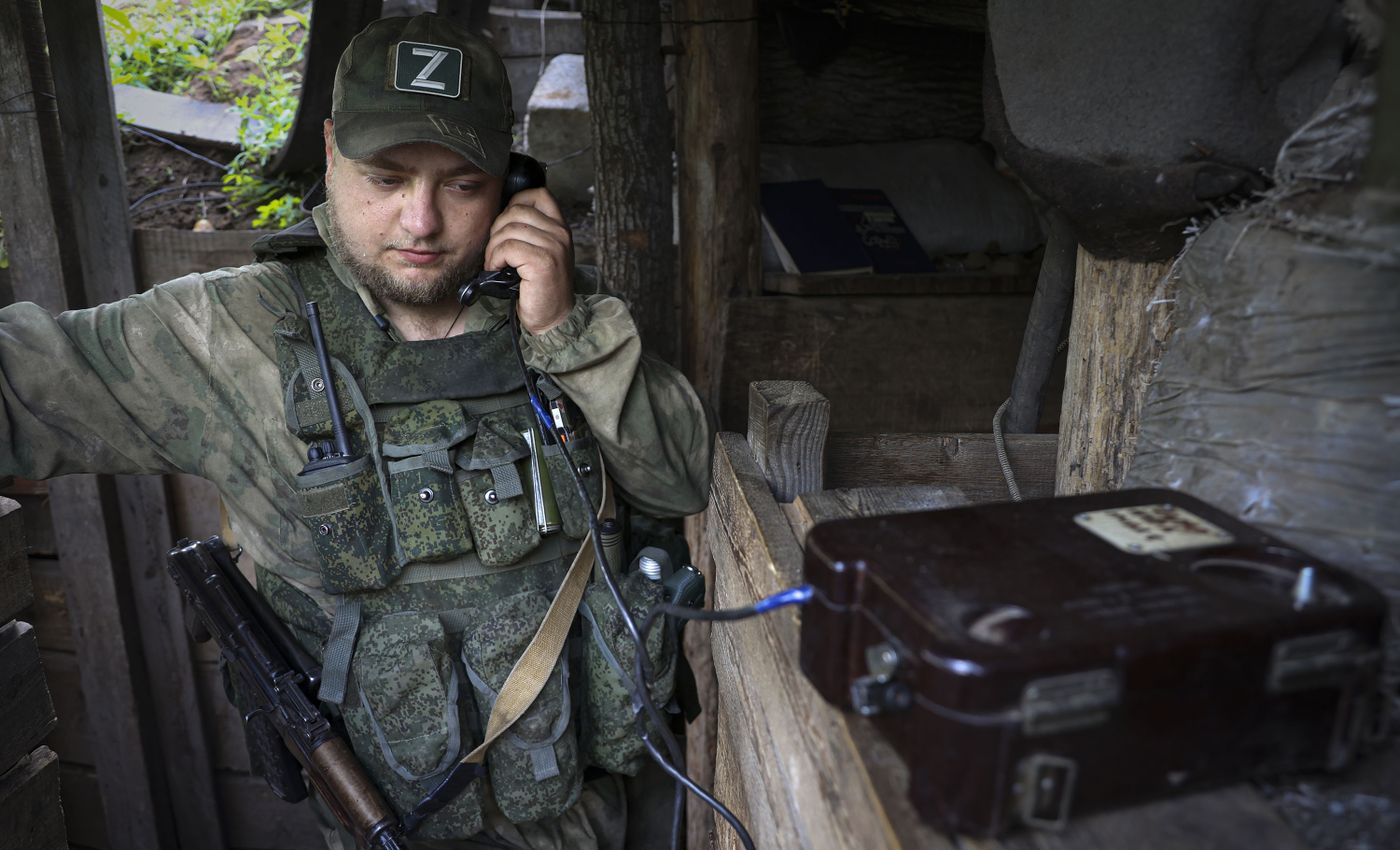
[687,380,1308,850]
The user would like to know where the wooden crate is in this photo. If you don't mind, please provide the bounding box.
[688,380,1309,850]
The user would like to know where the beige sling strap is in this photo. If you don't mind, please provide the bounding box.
[460,460,614,765]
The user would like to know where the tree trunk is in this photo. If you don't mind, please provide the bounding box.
[583,0,677,364]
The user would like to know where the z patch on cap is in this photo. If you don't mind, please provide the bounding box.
[393,41,464,98]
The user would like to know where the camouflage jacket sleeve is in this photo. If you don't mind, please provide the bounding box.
[0,265,296,482]
[519,292,714,518]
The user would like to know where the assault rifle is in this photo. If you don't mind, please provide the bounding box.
[167,537,407,850]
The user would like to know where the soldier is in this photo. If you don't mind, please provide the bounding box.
[0,13,712,850]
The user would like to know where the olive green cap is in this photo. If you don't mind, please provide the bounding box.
[332,14,514,176]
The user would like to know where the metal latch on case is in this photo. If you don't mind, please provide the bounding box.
[1267,630,1377,694]
[1017,753,1077,830]
[850,642,913,716]
[1021,669,1120,736]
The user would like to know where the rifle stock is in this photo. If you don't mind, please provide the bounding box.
[167,537,407,850]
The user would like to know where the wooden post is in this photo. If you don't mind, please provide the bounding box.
[1005,209,1076,433]
[0,2,205,847]
[583,0,678,364]
[43,0,224,844]
[1055,249,1175,495]
[675,0,760,407]
[747,380,830,503]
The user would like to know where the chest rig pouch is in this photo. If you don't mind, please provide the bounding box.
[257,233,624,839]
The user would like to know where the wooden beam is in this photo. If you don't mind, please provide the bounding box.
[1005,208,1075,433]
[0,746,67,850]
[719,293,1045,433]
[583,0,677,364]
[763,270,1037,297]
[41,2,225,846]
[675,0,760,408]
[0,622,57,773]
[1056,249,1175,495]
[0,0,82,314]
[0,498,32,624]
[46,477,177,850]
[746,380,830,502]
[825,432,1058,502]
[706,432,947,850]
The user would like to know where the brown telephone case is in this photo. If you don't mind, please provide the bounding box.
[798,489,1387,836]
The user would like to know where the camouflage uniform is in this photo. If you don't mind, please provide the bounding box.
[0,203,712,845]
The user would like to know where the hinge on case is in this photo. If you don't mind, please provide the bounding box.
[1267,630,1377,694]
[1021,669,1120,737]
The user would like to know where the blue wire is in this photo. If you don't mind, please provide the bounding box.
[752,584,814,614]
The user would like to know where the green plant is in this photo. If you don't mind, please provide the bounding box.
[103,1,310,228]
[0,214,8,270]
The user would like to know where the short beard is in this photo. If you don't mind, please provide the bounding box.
[322,184,482,307]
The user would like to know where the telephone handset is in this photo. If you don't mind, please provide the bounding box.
[457,152,548,307]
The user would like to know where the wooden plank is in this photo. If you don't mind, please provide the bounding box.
[111,85,241,149]
[46,475,176,850]
[1056,249,1174,495]
[132,228,259,290]
[720,294,1048,434]
[0,0,83,314]
[1005,208,1076,433]
[705,431,951,850]
[0,622,56,772]
[0,497,32,624]
[682,509,720,850]
[0,746,67,850]
[763,270,1037,297]
[746,380,830,503]
[825,432,1058,502]
[676,0,760,408]
[784,485,969,545]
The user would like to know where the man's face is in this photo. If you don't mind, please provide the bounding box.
[321,122,504,307]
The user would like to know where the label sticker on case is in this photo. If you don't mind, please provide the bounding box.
[1074,504,1233,554]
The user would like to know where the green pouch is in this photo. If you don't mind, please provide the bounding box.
[382,401,476,563]
[462,588,582,823]
[458,409,539,567]
[580,572,676,775]
[543,433,603,540]
[343,611,483,840]
[298,455,398,593]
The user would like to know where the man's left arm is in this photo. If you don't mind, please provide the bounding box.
[486,188,713,517]
[521,293,713,518]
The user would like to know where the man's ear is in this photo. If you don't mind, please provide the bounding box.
[323,119,336,179]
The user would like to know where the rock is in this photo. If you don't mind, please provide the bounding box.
[523,54,593,209]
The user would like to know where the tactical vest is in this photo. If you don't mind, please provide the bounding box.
[250,221,675,839]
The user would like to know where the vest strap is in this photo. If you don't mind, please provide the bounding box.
[319,595,364,705]
[394,534,572,586]
[460,461,615,765]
